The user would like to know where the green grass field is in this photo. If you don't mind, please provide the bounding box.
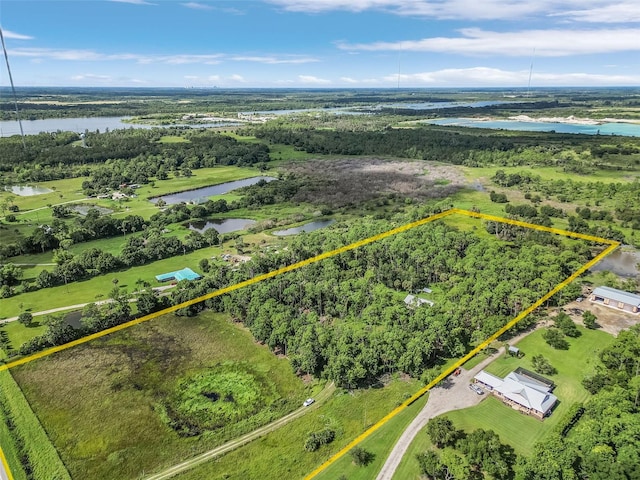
[314,393,430,480]
[173,378,422,480]
[394,326,616,480]
[11,311,307,480]
[0,370,70,480]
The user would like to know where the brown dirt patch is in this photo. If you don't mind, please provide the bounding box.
[562,299,639,336]
[283,157,464,208]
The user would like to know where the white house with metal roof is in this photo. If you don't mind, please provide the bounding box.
[474,369,557,419]
[590,286,640,314]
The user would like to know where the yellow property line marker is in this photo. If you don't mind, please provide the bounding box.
[304,211,619,480]
[0,446,14,480]
[0,209,456,373]
[0,208,619,480]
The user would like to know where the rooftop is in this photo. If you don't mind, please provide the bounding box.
[592,286,640,307]
[155,267,201,282]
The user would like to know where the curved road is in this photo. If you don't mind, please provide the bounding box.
[376,326,543,480]
[144,382,336,480]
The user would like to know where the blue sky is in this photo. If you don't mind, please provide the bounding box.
[1,0,639,88]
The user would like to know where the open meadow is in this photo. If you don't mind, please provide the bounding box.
[10,312,308,480]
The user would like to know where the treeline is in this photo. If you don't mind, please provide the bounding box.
[519,325,640,479]
[167,219,586,387]
[0,128,270,186]
[493,169,640,225]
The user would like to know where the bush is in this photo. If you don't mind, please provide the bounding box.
[17,312,33,327]
[350,446,375,466]
[531,354,557,375]
[543,328,569,350]
[554,312,580,338]
[582,311,597,329]
[304,428,335,451]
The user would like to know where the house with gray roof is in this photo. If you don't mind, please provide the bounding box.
[403,294,434,308]
[590,286,640,314]
[474,369,557,419]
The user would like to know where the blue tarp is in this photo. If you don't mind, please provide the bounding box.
[155,267,201,282]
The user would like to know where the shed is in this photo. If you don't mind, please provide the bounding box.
[508,345,520,356]
[155,267,201,282]
[590,286,640,314]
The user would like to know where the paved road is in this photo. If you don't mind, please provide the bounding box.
[0,285,176,324]
[376,326,542,480]
[144,382,336,480]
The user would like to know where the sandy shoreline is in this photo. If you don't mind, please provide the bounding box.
[507,114,640,126]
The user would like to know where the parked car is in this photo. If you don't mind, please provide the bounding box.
[303,398,315,407]
[468,384,484,395]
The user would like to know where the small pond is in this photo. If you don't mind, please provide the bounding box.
[71,205,113,216]
[5,185,53,196]
[151,176,276,205]
[273,219,335,236]
[590,248,639,278]
[188,218,256,234]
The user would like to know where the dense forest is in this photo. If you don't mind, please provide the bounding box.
[163,219,588,387]
[0,127,269,186]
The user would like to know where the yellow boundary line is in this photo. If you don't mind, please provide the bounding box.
[0,209,619,480]
[0,446,14,480]
[304,211,619,479]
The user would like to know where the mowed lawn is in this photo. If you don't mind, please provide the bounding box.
[11,311,307,480]
[394,326,615,479]
[314,393,429,480]
[445,327,612,455]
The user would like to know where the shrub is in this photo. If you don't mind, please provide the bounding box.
[304,428,335,452]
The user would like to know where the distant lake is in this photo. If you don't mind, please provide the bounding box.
[427,118,640,137]
[0,116,241,137]
[5,185,53,196]
[378,100,512,110]
[273,219,335,236]
[590,248,639,277]
[187,218,256,234]
[151,176,276,205]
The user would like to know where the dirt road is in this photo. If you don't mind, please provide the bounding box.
[143,382,336,480]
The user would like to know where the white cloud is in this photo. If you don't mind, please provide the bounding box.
[181,2,213,10]
[266,0,610,21]
[110,0,156,5]
[229,74,246,82]
[230,55,318,64]
[208,75,221,81]
[70,73,112,82]
[340,76,358,83]
[1,29,34,40]
[338,28,640,56]
[298,75,331,84]
[553,3,640,23]
[382,67,640,86]
[9,48,223,64]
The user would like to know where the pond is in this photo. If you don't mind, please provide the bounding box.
[187,218,256,234]
[272,219,335,236]
[71,205,113,216]
[0,116,242,137]
[426,118,640,137]
[150,176,276,205]
[590,248,639,278]
[4,185,53,196]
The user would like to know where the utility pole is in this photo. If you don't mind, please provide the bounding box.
[0,26,26,148]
